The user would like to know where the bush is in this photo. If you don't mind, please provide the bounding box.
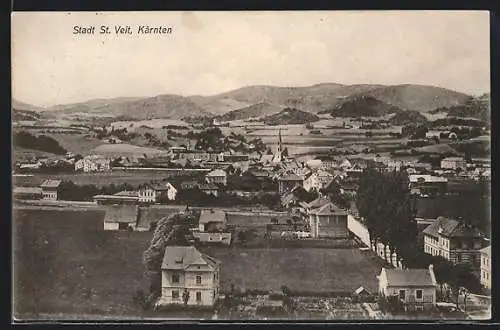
[14,131,67,155]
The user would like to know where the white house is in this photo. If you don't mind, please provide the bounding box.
[302,169,334,192]
[75,155,111,172]
[138,182,177,204]
[480,245,491,290]
[40,179,62,201]
[378,265,437,312]
[158,246,221,307]
[441,157,467,171]
[205,169,227,186]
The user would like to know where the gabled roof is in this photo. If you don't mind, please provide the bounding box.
[480,245,491,257]
[278,174,303,181]
[199,209,226,224]
[383,268,435,287]
[113,190,139,197]
[206,169,227,177]
[409,174,448,183]
[310,202,348,216]
[304,196,331,210]
[161,246,220,270]
[103,205,139,224]
[422,216,484,239]
[40,179,62,188]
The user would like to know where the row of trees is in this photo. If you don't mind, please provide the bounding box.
[176,188,281,209]
[356,167,418,267]
[58,181,135,201]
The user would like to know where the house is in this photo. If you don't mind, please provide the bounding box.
[307,202,349,239]
[299,195,331,214]
[74,155,111,172]
[378,265,437,312]
[93,190,139,205]
[277,174,304,195]
[280,185,310,209]
[441,157,466,171]
[158,246,221,307]
[302,169,334,192]
[13,186,43,200]
[480,245,491,290]
[198,209,227,232]
[205,169,227,186]
[408,174,448,196]
[192,232,232,245]
[199,183,220,197]
[103,204,139,231]
[138,182,178,204]
[314,155,338,169]
[40,179,62,201]
[422,216,486,268]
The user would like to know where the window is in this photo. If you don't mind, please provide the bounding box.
[196,292,202,302]
[399,290,406,301]
[416,290,423,299]
[172,274,179,283]
[172,290,179,299]
[196,275,202,284]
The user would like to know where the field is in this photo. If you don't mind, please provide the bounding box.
[13,209,152,319]
[201,247,385,294]
[91,143,169,157]
[13,208,385,319]
[13,169,205,187]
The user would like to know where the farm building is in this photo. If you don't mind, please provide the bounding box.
[103,205,140,231]
[40,179,62,201]
[378,265,437,312]
[158,246,221,307]
[138,182,177,204]
[307,202,349,239]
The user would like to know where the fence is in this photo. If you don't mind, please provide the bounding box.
[347,214,403,269]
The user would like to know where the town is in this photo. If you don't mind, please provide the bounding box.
[12,10,491,322]
[13,113,491,320]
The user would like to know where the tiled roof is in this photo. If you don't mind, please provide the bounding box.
[304,196,331,210]
[199,209,226,224]
[422,216,484,238]
[40,179,62,188]
[103,205,139,224]
[161,246,219,270]
[384,268,435,287]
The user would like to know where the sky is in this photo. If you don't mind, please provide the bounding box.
[12,11,490,107]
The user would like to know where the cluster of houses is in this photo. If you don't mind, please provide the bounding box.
[13,179,62,201]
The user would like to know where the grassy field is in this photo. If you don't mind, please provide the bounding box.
[13,208,385,319]
[201,247,385,294]
[13,209,151,319]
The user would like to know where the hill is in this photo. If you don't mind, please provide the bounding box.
[261,108,320,125]
[215,102,283,121]
[50,95,210,120]
[12,108,41,121]
[322,96,402,117]
[12,99,46,112]
[388,110,429,125]
[440,95,490,123]
[351,84,470,112]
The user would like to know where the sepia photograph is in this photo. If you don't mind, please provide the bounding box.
[11,11,491,321]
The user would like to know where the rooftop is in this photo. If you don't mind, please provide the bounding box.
[383,267,436,287]
[422,216,484,239]
[409,174,448,183]
[40,179,62,188]
[103,205,139,224]
[310,202,348,216]
[161,246,219,270]
[199,209,226,224]
[206,169,227,177]
[278,174,303,181]
[480,245,491,256]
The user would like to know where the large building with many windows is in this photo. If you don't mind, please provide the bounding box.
[158,246,221,307]
[422,217,486,269]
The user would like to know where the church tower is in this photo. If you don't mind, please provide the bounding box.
[272,129,284,163]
